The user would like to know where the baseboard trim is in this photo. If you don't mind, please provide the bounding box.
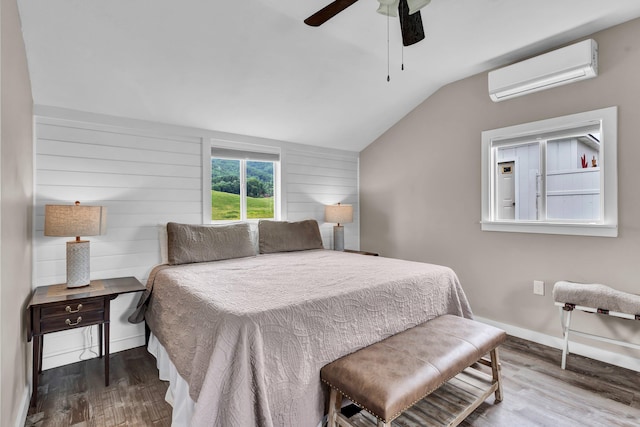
[42,334,146,371]
[14,386,30,427]
[476,316,640,372]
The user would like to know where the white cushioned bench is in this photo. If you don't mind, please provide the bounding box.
[320,315,507,427]
[553,281,640,369]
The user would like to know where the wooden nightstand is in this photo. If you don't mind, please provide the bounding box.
[343,249,379,256]
[27,276,145,408]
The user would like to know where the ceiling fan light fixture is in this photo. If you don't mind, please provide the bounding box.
[407,0,431,14]
[376,0,399,17]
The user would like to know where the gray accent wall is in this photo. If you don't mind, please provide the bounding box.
[360,18,640,367]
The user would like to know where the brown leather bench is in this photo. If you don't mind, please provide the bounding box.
[320,315,507,427]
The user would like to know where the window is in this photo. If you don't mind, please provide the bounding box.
[208,145,280,222]
[481,107,617,237]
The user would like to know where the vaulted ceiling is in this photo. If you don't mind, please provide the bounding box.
[17,0,640,152]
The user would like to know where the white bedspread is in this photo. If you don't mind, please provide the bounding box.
[141,249,473,427]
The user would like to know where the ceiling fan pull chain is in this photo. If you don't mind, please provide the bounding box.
[387,6,391,82]
[400,1,404,70]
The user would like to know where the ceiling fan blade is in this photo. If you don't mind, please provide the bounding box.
[399,0,425,46]
[304,0,359,27]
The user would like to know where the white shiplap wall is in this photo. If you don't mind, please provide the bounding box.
[284,146,359,250]
[33,107,359,369]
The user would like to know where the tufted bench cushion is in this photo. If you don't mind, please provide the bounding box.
[321,314,506,426]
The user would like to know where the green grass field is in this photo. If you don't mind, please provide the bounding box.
[211,190,274,220]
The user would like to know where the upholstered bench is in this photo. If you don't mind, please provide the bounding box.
[553,280,640,370]
[320,315,507,427]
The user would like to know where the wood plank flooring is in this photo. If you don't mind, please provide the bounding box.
[462,336,640,427]
[26,347,172,427]
[25,336,640,426]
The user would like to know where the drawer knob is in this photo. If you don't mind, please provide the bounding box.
[65,304,83,313]
[65,316,82,326]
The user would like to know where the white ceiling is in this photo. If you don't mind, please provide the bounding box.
[17,0,640,152]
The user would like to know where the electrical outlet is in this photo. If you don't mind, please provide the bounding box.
[533,280,545,296]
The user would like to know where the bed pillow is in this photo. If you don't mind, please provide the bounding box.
[158,224,169,264]
[258,219,324,254]
[167,222,256,265]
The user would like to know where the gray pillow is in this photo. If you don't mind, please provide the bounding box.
[167,222,255,265]
[259,219,324,254]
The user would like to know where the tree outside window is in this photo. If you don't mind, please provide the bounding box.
[211,158,275,221]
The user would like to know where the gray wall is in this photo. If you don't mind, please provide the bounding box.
[360,18,640,366]
[1,0,34,424]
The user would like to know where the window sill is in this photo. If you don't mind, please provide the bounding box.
[480,221,618,237]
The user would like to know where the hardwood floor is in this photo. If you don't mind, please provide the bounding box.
[26,347,172,427]
[460,337,640,427]
[25,336,640,426]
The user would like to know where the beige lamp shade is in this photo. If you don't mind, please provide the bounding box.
[325,204,353,225]
[45,202,107,238]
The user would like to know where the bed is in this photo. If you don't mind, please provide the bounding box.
[131,220,473,427]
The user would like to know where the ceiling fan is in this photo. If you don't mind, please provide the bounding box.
[304,0,430,46]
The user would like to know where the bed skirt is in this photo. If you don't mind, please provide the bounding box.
[148,332,196,427]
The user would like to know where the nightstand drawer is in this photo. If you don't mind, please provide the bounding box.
[40,309,105,334]
[40,298,105,319]
[39,297,105,334]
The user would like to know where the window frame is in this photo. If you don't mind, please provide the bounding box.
[481,106,618,237]
[203,139,281,223]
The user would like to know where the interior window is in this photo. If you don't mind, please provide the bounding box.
[481,107,617,237]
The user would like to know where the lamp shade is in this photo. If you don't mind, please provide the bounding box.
[45,202,107,238]
[325,204,353,225]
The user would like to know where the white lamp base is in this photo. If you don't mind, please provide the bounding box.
[333,225,345,251]
[66,240,91,288]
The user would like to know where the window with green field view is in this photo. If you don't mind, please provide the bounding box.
[211,157,276,221]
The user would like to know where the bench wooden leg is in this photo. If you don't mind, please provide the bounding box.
[490,347,503,402]
[327,388,341,427]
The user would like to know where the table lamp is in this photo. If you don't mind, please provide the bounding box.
[325,203,353,251]
[44,201,107,288]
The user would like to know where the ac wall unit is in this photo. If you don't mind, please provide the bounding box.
[488,39,598,102]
